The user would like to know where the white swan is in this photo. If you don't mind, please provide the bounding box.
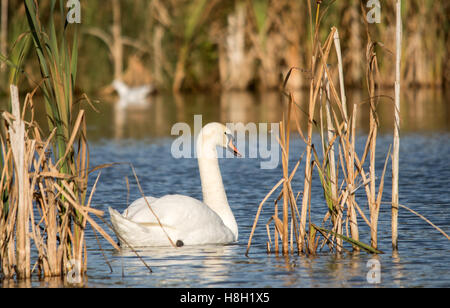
[112,79,154,107]
[109,122,242,247]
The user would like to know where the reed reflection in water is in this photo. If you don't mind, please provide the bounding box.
[81,88,450,141]
[1,89,446,140]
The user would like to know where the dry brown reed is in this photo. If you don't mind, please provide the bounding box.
[391,0,402,251]
[0,0,125,282]
[246,2,398,256]
[246,1,448,257]
[0,85,119,281]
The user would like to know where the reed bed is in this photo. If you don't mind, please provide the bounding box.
[247,1,398,256]
[0,0,118,282]
[247,1,450,257]
[1,0,446,94]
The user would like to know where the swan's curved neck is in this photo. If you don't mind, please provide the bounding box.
[197,135,238,240]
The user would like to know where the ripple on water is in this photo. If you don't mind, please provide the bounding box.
[2,133,449,288]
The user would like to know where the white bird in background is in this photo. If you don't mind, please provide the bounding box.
[112,79,154,107]
[109,122,242,248]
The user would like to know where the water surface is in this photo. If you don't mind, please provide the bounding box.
[1,89,449,288]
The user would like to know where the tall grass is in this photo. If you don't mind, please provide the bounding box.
[0,0,118,282]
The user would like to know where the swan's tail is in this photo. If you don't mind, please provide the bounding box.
[109,207,151,248]
[108,207,174,247]
[108,207,129,246]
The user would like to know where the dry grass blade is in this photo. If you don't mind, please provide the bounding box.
[395,204,450,241]
[88,162,125,174]
[98,215,153,274]
[55,110,85,168]
[246,178,285,256]
[129,164,177,248]
[53,183,120,251]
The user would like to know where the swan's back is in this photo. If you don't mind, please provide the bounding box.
[109,195,236,247]
[112,80,153,103]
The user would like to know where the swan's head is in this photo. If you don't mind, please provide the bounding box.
[198,123,241,157]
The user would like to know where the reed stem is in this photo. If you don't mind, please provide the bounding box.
[9,85,30,278]
[392,0,402,251]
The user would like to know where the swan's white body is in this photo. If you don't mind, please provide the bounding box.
[109,123,240,247]
[112,79,154,107]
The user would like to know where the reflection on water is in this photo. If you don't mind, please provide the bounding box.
[113,245,238,287]
[0,89,449,288]
[113,98,152,139]
[94,88,450,140]
[1,89,448,140]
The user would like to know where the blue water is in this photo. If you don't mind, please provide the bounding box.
[1,91,449,288]
[72,132,449,288]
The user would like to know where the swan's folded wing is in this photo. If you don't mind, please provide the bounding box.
[109,195,236,246]
[147,195,236,244]
[122,196,158,220]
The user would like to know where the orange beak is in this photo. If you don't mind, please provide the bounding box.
[227,137,242,157]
